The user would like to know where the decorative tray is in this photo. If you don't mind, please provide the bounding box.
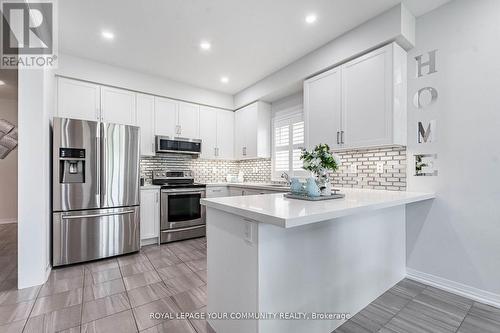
[284,192,345,201]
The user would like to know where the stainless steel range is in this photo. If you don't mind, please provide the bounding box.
[152,170,206,243]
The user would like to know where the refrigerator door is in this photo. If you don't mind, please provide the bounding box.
[53,117,100,212]
[100,122,140,208]
[52,207,140,266]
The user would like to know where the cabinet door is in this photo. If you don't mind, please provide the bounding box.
[242,103,258,158]
[342,46,392,148]
[57,78,100,121]
[136,94,155,156]
[154,97,177,137]
[216,109,234,159]
[304,68,342,150]
[177,101,199,138]
[101,86,136,125]
[234,109,245,159]
[140,189,160,240]
[206,186,230,198]
[199,106,217,159]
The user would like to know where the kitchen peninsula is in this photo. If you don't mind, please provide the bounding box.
[201,188,435,333]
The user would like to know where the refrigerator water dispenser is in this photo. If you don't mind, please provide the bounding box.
[59,148,85,183]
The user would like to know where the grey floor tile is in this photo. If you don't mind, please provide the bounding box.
[412,289,470,324]
[81,309,137,333]
[83,278,125,302]
[87,267,122,285]
[127,282,171,308]
[372,291,411,316]
[335,320,373,333]
[82,292,131,323]
[23,304,81,333]
[185,259,207,272]
[85,258,119,273]
[194,270,207,284]
[0,285,40,306]
[171,286,207,312]
[31,288,82,316]
[420,287,473,312]
[0,319,26,333]
[458,313,500,333]
[0,300,34,325]
[156,263,193,280]
[47,266,84,282]
[38,276,84,297]
[162,272,205,296]
[58,326,81,333]
[166,243,197,256]
[147,255,182,270]
[118,253,149,267]
[132,297,180,331]
[120,261,154,278]
[350,303,394,332]
[123,271,161,291]
[392,279,427,299]
[175,250,206,263]
[467,301,500,324]
[141,319,196,333]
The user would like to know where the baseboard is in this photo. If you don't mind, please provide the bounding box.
[407,268,500,308]
[0,218,17,224]
[140,237,159,247]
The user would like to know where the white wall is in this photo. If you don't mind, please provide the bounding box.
[406,0,500,305]
[234,4,415,108]
[270,92,303,118]
[56,53,234,110]
[0,98,17,224]
[18,68,53,288]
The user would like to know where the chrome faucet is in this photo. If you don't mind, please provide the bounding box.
[281,172,290,185]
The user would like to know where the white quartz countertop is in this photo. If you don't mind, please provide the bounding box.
[201,188,435,228]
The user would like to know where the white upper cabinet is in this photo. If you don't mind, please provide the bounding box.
[100,86,137,125]
[199,107,234,159]
[304,67,342,150]
[177,101,200,138]
[234,101,271,159]
[154,97,177,137]
[199,106,218,159]
[304,43,407,150]
[57,77,100,121]
[216,109,235,159]
[136,93,155,156]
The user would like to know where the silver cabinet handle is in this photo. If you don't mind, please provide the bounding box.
[212,189,222,192]
[214,147,217,157]
[336,131,340,145]
[242,147,247,156]
[161,225,205,233]
[341,130,345,144]
[62,209,135,220]
[155,192,159,203]
[151,142,154,153]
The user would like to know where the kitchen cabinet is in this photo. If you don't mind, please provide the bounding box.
[304,67,342,150]
[304,42,407,150]
[154,97,177,137]
[56,77,100,121]
[140,188,160,245]
[101,86,136,125]
[136,93,155,156]
[234,101,271,159]
[200,107,235,159]
[206,186,230,198]
[177,101,200,138]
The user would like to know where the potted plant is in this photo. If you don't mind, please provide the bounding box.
[300,144,341,195]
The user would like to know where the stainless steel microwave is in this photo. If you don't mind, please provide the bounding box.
[155,136,202,155]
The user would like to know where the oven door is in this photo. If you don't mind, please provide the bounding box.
[161,189,206,230]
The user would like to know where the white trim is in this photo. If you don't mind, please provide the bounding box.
[141,237,159,247]
[407,268,500,308]
[0,218,17,224]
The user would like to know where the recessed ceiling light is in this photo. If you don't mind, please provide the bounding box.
[101,30,115,40]
[305,14,317,24]
[0,80,5,86]
[200,41,211,51]
[220,76,229,84]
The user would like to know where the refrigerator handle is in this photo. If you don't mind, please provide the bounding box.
[101,136,107,198]
[95,137,100,196]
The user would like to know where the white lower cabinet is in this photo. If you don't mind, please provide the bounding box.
[206,186,230,198]
[140,188,160,245]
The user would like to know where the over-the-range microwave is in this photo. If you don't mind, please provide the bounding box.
[155,136,202,155]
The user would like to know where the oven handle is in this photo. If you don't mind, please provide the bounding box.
[161,225,205,233]
[161,190,206,195]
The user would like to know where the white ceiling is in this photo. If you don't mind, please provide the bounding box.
[59,0,452,95]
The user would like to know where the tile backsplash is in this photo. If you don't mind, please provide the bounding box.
[140,146,406,191]
[140,155,271,184]
[333,146,407,191]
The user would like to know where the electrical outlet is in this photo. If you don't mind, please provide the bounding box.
[349,164,357,173]
[376,162,384,173]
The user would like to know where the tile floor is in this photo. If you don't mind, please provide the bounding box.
[1,222,500,333]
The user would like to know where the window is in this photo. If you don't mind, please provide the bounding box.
[272,112,308,180]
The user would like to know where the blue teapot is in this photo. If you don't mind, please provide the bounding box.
[305,177,320,197]
[290,178,303,194]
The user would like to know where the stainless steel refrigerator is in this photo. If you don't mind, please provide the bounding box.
[52,117,140,266]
